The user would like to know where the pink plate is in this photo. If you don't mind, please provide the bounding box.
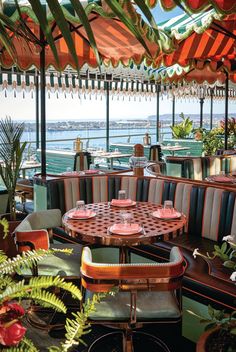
[84,169,100,175]
[68,210,96,220]
[108,223,142,235]
[151,210,181,220]
[211,175,235,183]
[110,199,136,207]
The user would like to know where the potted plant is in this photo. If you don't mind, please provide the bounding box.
[188,306,236,352]
[0,218,103,351]
[192,237,236,351]
[170,113,193,139]
[0,116,27,221]
[193,127,224,156]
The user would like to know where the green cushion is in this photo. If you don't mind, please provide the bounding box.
[87,291,180,321]
[20,243,82,278]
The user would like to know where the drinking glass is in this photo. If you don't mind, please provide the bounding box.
[66,167,72,172]
[119,211,133,226]
[118,190,126,200]
[219,171,225,175]
[163,200,173,214]
[76,200,85,212]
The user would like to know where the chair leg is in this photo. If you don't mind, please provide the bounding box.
[123,328,134,352]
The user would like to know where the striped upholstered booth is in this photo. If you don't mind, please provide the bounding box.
[166,156,223,180]
[35,174,236,310]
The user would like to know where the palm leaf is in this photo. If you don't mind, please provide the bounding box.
[70,0,101,68]
[46,0,79,72]
[27,0,60,67]
[133,0,160,40]
[104,0,153,57]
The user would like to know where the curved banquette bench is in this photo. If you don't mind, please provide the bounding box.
[34,174,236,310]
[166,155,236,180]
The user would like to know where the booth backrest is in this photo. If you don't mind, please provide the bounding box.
[166,155,236,180]
[38,174,236,243]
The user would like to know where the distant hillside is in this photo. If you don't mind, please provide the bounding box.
[148,113,236,122]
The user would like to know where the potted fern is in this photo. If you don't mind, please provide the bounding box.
[0,116,27,221]
[0,218,102,351]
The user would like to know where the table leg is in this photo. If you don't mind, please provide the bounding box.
[119,247,131,263]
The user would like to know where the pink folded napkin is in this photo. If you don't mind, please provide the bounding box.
[110,223,141,235]
[61,171,80,176]
[111,199,133,206]
[84,169,100,174]
[213,176,232,182]
[153,209,181,219]
[69,210,93,219]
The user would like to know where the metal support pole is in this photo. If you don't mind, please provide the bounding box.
[40,29,46,176]
[199,98,204,128]
[172,94,175,127]
[106,82,109,152]
[225,72,229,150]
[35,72,39,149]
[156,84,160,142]
[210,89,213,130]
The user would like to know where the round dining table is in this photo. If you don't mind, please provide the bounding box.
[62,202,186,263]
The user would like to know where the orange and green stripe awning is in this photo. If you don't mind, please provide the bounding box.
[147,0,236,14]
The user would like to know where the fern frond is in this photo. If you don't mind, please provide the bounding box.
[58,293,106,352]
[2,336,40,351]
[28,276,82,300]
[0,218,9,239]
[0,249,71,275]
[29,289,67,313]
[0,275,14,290]
[0,249,8,264]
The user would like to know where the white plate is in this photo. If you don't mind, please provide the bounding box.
[68,211,96,220]
[110,200,136,208]
[108,224,143,235]
[151,210,182,220]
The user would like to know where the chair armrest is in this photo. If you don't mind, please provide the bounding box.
[15,229,49,253]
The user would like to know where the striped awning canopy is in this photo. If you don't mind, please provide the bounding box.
[147,0,236,14]
[150,61,236,85]
[1,65,235,102]
[154,9,236,68]
[0,0,172,71]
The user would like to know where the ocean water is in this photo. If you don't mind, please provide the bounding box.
[22,127,173,151]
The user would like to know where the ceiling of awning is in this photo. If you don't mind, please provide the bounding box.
[146,0,236,14]
[0,0,173,71]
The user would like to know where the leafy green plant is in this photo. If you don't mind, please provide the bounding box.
[170,112,193,139]
[188,305,236,334]
[0,246,104,352]
[188,305,236,352]
[0,117,27,220]
[193,127,224,156]
[193,237,236,272]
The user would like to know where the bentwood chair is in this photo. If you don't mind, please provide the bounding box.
[14,209,83,330]
[149,145,163,162]
[81,246,185,352]
[14,209,82,278]
[73,151,92,171]
[145,162,167,176]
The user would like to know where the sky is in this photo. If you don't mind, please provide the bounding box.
[0,89,233,122]
[0,4,233,123]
